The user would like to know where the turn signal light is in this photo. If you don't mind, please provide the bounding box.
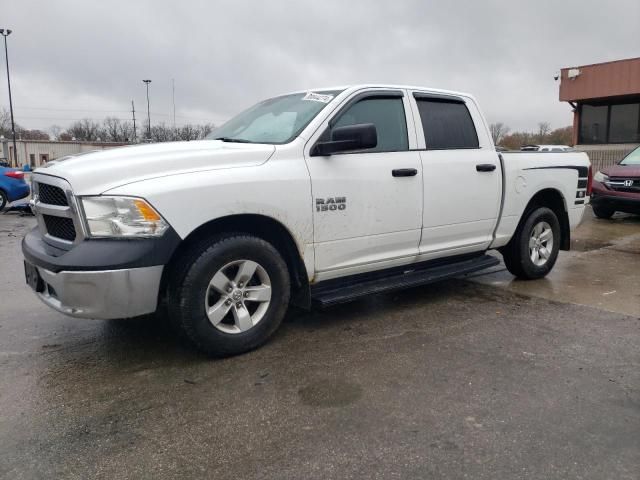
[133,199,162,221]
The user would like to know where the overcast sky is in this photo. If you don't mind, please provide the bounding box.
[3,0,639,134]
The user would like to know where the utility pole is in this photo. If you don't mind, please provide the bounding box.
[142,79,151,141]
[131,100,137,143]
[0,29,17,167]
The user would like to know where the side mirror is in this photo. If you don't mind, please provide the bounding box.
[311,123,377,156]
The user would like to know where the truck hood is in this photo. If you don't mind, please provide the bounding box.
[601,164,640,178]
[36,140,276,195]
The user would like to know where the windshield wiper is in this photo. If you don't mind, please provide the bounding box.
[213,137,253,143]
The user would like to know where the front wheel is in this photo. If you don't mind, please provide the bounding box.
[592,204,615,219]
[501,206,561,280]
[0,190,7,211]
[168,234,291,357]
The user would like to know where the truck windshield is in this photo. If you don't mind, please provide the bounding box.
[620,146,640,165]
[207,90,343,144]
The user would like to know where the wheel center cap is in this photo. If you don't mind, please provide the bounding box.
[232,290,242,301]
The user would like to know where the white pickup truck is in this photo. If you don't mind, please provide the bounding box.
[23,85,591,356]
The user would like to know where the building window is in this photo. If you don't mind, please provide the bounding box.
[579,101,640,144]
[580,104,608,144]
[40,154,49,165]
[609,103,640,143]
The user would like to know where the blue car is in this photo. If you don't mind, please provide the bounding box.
[0,166,30,210]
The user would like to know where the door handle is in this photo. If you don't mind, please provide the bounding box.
[392,168,418,177]
[476,164,496,172]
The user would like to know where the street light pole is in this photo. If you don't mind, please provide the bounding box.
[0,29,17,167]
[142,79,151,141]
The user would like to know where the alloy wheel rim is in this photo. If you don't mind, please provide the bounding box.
[204,259,272,334]
[529,221,553,267]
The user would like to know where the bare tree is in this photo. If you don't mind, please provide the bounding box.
[64,119,104,141]
[489,122,510,145]
[547,126,573,146]
[103,117,122,142]
[102,117,134,142]
[175,124,200,141]
[18,128,50,140]
[38,118,213,144]
[150,123,175,142]
[118,121,135,142]
[198,123,215,138]
[536,122,551,142]
[49,125,63,140]
[0,107,21,137]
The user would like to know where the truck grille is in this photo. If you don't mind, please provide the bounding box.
[32,174,83,248]
[37,182,68,206]
[42,215,77,241]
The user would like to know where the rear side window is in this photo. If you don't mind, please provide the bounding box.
[415,97,479,150]
[330,97,409,152]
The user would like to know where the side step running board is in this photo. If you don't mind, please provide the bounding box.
[311,254,500,308]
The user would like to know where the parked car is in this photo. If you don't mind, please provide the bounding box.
[521,144,574,152]
[23,84,590,356]
[0,166,30,210]
[591,145,640,218]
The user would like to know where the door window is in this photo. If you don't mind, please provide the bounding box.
[415,98,479,149]
[329,96,409,152]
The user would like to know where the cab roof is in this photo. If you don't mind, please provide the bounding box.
[286,84,475,100]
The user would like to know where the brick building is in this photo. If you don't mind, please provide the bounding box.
[559,57,640,170]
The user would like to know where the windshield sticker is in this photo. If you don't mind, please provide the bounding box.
[302,92,334,103]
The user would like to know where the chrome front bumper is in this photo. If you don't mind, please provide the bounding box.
[35,265,164,319]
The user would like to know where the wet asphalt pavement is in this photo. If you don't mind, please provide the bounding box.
[0,210,638,479]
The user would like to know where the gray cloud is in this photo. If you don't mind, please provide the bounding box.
[3,0,638,132]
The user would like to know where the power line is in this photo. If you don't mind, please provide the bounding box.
[14,113,215,122]
[15,115,133,121]
[14,106,215,121]
[15,106,131,113]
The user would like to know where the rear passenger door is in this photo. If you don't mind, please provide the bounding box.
[409,92,502,256]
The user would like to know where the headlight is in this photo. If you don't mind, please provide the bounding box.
[593,171,609,183]
[81,196,169,237]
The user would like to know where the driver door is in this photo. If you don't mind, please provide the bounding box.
[304,90,423,279]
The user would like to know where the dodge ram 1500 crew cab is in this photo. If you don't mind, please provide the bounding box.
[23,85,591,356]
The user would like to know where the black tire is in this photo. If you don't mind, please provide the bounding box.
[592,204,615,219]
[167,234,290,357]
[0,190,7,211]
[501,206,561,280]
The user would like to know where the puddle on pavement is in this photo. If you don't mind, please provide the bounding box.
[298,378,363,407]
[571,238,613,252]
[609,243,640,255]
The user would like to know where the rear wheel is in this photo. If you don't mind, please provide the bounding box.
[0,190,7,211]
[592,204,615,219]
[168,234,290,357]
[501,207,561,279]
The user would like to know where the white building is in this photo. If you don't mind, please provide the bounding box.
[1,139,128,168]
